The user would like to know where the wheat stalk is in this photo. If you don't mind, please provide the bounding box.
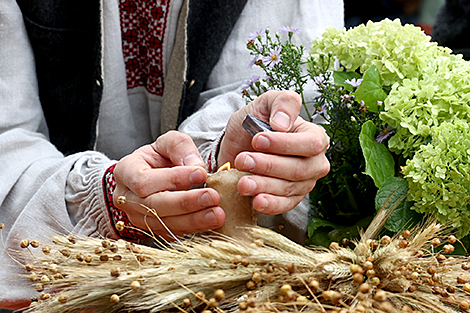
[5,208,470,313]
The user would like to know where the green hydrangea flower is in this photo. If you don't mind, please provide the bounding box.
[309,18,450,87]
[310,18,470,158]
[309,19,470,237]
[403,121,470,237]
[381,54,470,157]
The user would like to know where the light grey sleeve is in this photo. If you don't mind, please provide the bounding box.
[0,1,117,306]
[179,90,245,172]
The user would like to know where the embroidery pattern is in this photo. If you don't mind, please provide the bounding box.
[120,0,170,95]
[103,163,147,240]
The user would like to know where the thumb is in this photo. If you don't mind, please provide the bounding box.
[250,90,302,132]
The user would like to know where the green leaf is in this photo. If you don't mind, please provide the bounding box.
[306,216,374,247]
[305,225,334,247]
[307,218,343,237]
[326,215,374,242]
[353,65,387,112]
[333,71,362,92]
[375,177,422,232]
[359,121,395,188]
[306,218,343,247]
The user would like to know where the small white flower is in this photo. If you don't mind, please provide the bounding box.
[333,56,341,71]
[345,78,363,88]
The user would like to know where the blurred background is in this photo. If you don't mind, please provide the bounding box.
[345,0,445,36]
[0,0,448,312]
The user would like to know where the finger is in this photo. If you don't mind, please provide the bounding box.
[114,188,220,218]
[152,130,205,167]
[218,90,303,166]
[252,193,306,215]
[252,118,330,157]
[116,166,208,198]
[125,207,226,240]
[250,90,302,132]
[237,174,314,197]
[234,152,330,182]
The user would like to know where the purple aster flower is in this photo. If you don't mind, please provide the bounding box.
[248,28,267,40]
[311,104,328,120]
[313,75,326,86]
[262,47,282,68]
[240,75,260,91]
[263,75,272,82]
[248,55,260,68]
[344,78,363,88]
[279,26,301,35]
[375,126,395,143]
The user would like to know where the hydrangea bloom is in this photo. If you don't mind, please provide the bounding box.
[381,54,470,157]
[309,18,470,158]
[309,19,451,87]
[308,19,470,236]
[403,121,470,237]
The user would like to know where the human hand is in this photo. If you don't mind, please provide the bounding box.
[218,90,330,215]
[113,131,225,240]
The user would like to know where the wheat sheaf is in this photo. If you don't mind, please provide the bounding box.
[6,208,470,313]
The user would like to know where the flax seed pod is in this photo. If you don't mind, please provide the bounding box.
[110,294,120,303]
[130,281,141,291]
[20,239,29,248]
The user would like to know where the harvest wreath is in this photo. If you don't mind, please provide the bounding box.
[7,208,470,313]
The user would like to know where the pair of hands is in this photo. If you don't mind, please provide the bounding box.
[113,91,330,240]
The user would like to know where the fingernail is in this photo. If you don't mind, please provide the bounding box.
[272,111,290,129]
[204,210,218,225]
[189,168,205,184]
[255,135,270,150]
[245,178,257,194]
[242,155,256,171]
[183,154,203,166]
[199,192,214,207]
[258,197,269,212]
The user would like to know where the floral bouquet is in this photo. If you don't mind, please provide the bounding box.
[242,19,470,246]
